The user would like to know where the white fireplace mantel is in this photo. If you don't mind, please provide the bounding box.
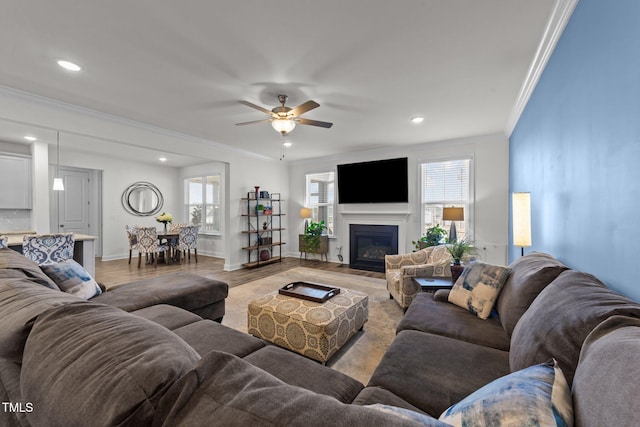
[340,210,412,265]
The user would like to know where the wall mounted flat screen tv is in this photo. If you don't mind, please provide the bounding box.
[337,157,409,203]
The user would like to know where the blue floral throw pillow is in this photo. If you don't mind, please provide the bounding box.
[439,359,573,427]
[41,259,102,299]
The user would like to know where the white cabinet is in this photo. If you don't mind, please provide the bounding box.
[0,155,32,209]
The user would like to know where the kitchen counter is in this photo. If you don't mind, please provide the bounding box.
[5,233,98,276]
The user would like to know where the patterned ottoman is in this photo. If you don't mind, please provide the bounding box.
[248,288,368,364]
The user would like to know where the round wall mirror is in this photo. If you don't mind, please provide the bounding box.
[121,182,164,216]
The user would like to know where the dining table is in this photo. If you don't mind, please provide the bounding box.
[157,231,180,263]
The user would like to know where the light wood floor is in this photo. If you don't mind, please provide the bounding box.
[95,255,385,290]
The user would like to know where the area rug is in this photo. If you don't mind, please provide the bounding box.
[221,267,404,384]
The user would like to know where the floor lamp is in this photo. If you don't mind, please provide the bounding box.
[512,192,531,256]
[443,207,464,243]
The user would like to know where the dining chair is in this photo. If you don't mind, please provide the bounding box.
[125,225,138,264]
[177,225,199,263]
[169,223,187,232]
[134,227,169,268]
[22,233,75,265]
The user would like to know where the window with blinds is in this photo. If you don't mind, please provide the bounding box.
[305,171,335,236]
[420,158,472,241]
[185,175,221,234]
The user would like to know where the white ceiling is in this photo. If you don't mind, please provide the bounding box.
[0,0,563,162]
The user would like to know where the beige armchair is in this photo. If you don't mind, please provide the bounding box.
[385,245,452,309]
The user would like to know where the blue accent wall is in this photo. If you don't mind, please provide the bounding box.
[510,0,640,301]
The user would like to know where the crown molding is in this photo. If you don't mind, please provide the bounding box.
[0,85,273,161]
[505,0,579,137]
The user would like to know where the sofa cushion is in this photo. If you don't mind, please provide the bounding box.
[0,248,59,290]
[510,270,640,386]
[91,272,228,314]
[354,387,428,414]
[243,345,364,403]
[439,359,573,427]
[496,252,569,336]
[21,302,201,427]
[448,261,511,319]
[0,358,26,427]
[367,330,510,416]
[41,259,102,299]
[572,316,640,427]
[0,278,81,362]
[132,304,203,330]
[154,350,432,427]
[172,319,266,357]
[397,292,510,351]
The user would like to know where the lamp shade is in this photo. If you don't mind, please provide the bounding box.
[299,207,312,219]
[442,207,464,221]
[53,177,64,191]
[512,192,531,247]
[272,118,296,134]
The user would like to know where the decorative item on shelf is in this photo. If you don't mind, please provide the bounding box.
[155,212,173,234]
[254,186,260,199]
[302,220,326,252]
[260,249,270,261]
[257,235,263,245]
[262,221,268,230]
[412,224,447,251]
[256,204,265,215]
[300,207,312,233]
[446,238,476,283]
[262,237,272,245]
[259,190,270,199]
[263,205,273,215]
[443,207,464,243]
[512,192,532,257]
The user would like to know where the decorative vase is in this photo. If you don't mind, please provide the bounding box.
[260,249,270,261]
[254,186,260,199]
[163,223,168,234]
[450,263,464,284]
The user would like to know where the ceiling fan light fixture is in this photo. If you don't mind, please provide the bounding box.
[272,118,296,135]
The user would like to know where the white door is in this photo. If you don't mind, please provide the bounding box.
[56,169,90,235]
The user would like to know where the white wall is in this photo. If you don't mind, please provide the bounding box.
[60,149,180,260]
[289,133,510,265]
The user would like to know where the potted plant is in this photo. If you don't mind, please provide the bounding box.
[412,224,447,251]
[302,220,326,252]
[446,238,476,282]
[255,204,265,215]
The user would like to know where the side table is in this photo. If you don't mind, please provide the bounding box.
[413,277,453,293]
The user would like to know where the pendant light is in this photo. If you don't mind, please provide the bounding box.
[52,131,64,191]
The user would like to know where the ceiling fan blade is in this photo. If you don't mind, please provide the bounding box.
[289,100,320,117]
[235,119,272,126]
[295,118,333,128]
[238,100,274,116]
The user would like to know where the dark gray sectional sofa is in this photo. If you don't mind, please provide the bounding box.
[2,247,639,426]
[356,252,640,426]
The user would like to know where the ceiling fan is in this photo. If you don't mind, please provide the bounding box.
[236,95,333,135]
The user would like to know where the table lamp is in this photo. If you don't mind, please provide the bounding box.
[512,192,531,256]
[443,207,464,243]
[300,207,312,233]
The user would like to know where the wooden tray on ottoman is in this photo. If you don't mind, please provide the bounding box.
[278,281,340,303]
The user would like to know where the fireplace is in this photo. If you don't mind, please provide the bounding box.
[349,224,398,272]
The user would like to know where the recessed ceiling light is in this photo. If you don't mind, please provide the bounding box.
[159,157,167,162]
[283,142,293,147]
[411,116,425,124]
[24,136,37,141]
[57,59,82,72]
